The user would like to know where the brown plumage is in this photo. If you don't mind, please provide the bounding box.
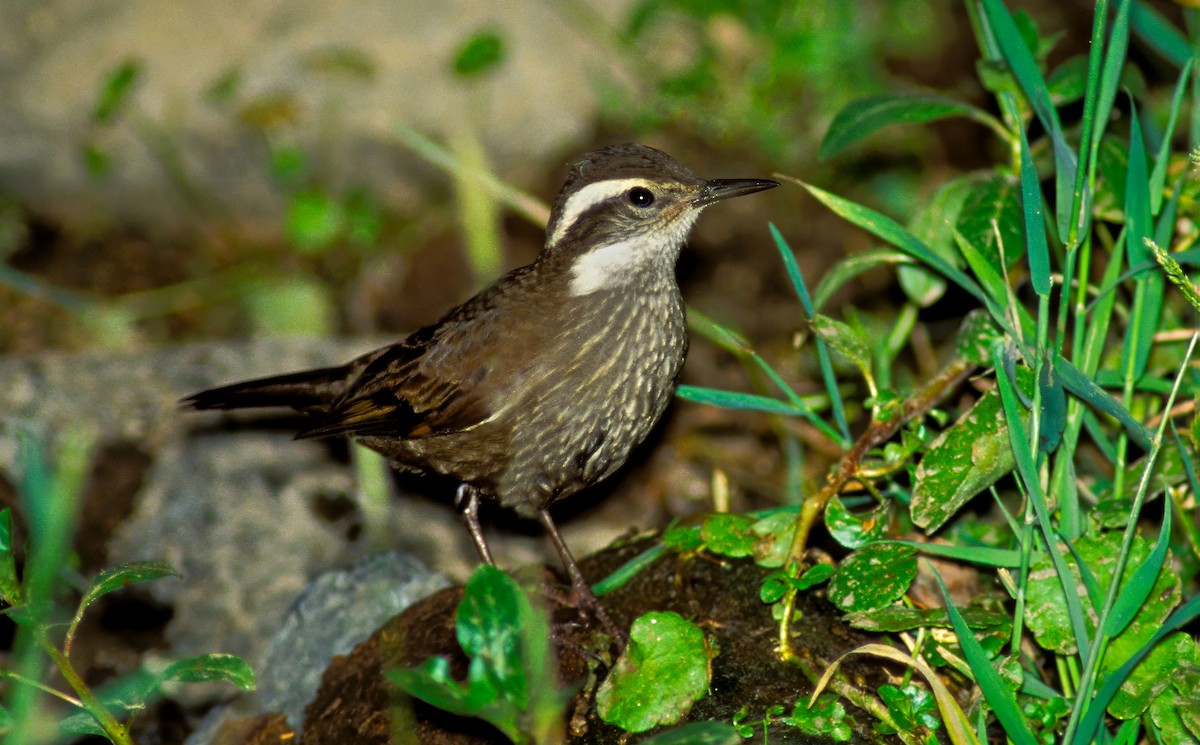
[184,144,777,624]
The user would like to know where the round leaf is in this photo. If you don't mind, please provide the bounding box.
[827,543,917,612]
[596,612,711,733]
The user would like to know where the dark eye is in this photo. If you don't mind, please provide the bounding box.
[627,186,655,207]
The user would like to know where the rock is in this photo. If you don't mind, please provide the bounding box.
[0,0,632,231]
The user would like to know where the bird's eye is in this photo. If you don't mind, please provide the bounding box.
[627,186,655,207]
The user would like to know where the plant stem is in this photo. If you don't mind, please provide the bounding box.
[777,357,974,660]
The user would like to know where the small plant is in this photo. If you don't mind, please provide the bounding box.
[647,0,1200,741]
[0,429,254,744]
[391,564,720,743]
[389,565,568,745]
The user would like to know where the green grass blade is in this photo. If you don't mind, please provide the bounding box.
[1130,1,1196,68]
[932,567,1037,745]
[593,544,664,597]
[978,0,1077,238]
[891,540,1022,568]
[676,385,806,417]
[1121,102,1163,382]
[1055,357,1153,448]
[769,224,850,441]
[812,249,914,311]
[392,124,550,227]
[994,349,1091,655]
[951,228,1030,342]
[1090,0,1131,151]
[1073,592,1200,744]
[1067,0,1110,245]
[686,312,848,446]
[820,93,1005,160]
[795,180,987,304]
[1018,125,1051,297]
[1103,497,1170,638]
[1149,61,1193,215]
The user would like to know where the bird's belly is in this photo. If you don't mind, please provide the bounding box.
[495,308,686,512]
[363,293,687,516]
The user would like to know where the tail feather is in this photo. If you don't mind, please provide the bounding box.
[181,365,349,412]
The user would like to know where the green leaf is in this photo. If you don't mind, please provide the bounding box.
[784,693,853,741]
[1046,54,1088,105]
[391,566,563,742]
[92,59,142,124]
[1108,632,1197,720]
[161,653,256,691]
[827,543,917,613]
[954,309,1005,368]
[845,596,1010,633]
[78,562,180,618]
[1076,593,1200,743]
[0,509,21,605]
[1129,1,1195,68]
[820,93,996,160]
[700,513,756,559]
[55,711,109,737]
[68,561,180,648]
[452,29,505,77]
[813,249,915,311]
[1017,125,1051,297]
[960,172,1024,269]
[911,382,1022,533]
[662,523,704,552]
[800,182,987,305]
[636,721,741,745]
[675,385,801,417]
[748,510,799,569]
[902,174,974,307]
[456,566,527,706]
[596,612,711,733]
[824,495,889,549]
[810,314,871,376]
[879,682,940,732]
[1024,533,1179,657]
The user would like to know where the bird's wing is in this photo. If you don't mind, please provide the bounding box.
[294,338,495,440]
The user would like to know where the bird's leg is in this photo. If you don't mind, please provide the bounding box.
[455,484,495,565]
[537,508,625,643]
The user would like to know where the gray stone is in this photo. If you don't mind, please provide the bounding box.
[0,0,632,230]
[255,551,449,733]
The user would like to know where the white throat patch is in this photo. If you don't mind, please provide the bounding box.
[568,212,699,296]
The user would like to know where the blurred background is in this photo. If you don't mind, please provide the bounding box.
[1,0,1196,740]
[0,0,996,355]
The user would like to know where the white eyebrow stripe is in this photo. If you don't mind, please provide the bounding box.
[547,178,648,248]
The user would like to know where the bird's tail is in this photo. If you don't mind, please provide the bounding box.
[181,365,349,412]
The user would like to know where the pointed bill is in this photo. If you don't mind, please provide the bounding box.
[692,178,779,207]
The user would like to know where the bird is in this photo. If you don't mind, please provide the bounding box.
[183,143,777,624]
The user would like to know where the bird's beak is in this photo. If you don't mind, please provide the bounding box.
[693,178,779,207]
